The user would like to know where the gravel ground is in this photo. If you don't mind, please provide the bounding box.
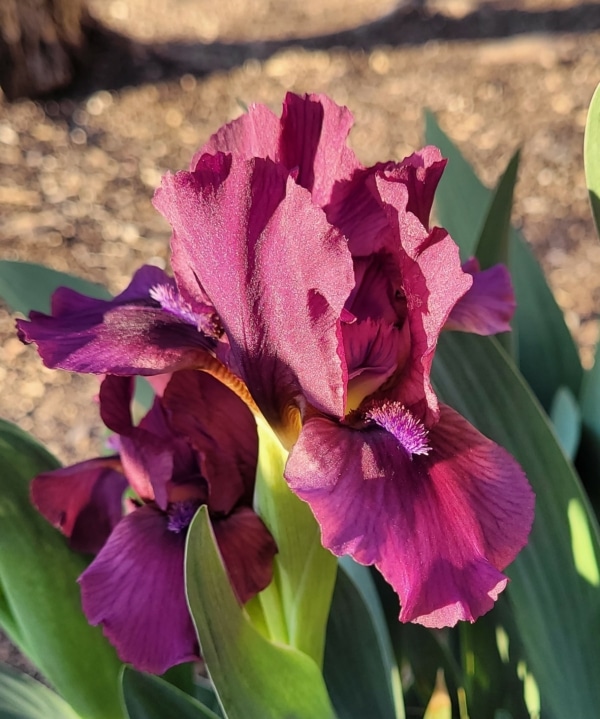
[1,0,599,679]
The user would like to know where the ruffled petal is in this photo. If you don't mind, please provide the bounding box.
[17,266,216,376]
[79,504,198,674]
[212,507,278,604]
[278,92,360,207]
[193,93,361,211]
[31,458,127,554]
[191,102,280,169]
[155,154,355,434]
[285,405,534,628]
[446,259,516,335]
[386,146,447,229]
[162,370,258,513]
[325,147,446,256]
[375,174,472,421]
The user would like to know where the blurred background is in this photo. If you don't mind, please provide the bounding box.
[0,0,599,560]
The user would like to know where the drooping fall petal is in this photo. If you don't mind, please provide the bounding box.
[212,506,278,604]
[31,458,127,554]
[285,404,534,628]
[17,266,217,376]
[446,259,516,335]
[79,504,198,674]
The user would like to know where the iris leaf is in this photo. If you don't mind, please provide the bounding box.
[584,82,600,239]
[433,332,600,718]
[0,420,124,719]
[185,506,337,719]
[0,260,111,315]
[425,112,582,409]
[474,149,520,270]
[324,558,404,719]
[121,667,220,719]
[549,386,582,459]
[0,663,80,719]
[424,110,490,258]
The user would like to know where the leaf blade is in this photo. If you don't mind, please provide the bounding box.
[185,506,337,719]
[0,261,111,315]
[0,421,124,719]
[433,333,600,717]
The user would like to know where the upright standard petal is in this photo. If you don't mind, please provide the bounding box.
[193,92,361,210]
[374,175,472,421]
[17,266,218,376]
[79,504,198,674]
[155,154,355,434]
[286,405,534,628]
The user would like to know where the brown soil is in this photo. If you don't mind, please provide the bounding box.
[0,0,599,677]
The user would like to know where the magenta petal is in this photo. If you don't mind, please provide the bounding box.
[446,259,516,335]
[388,146,447,229]
[212,507,278,604]
[79,504,198,674]
[375,174,472,420]
[279,92,361,206]
[31,458,127,554]
[162,370,258,514]
[17,266,216,376]
[286,405,534,628]
[191,102,280,169]
[155,155,355,427]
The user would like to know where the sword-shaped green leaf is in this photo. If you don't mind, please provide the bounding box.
[433,333,600,718]
[425,113,582,409]
[0,663,80,719]
[0,421,124,719]
[185,506,337,719]
[0,261,110,315]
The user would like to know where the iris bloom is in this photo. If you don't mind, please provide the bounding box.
[20,92,533,629]
[31,370,277,673]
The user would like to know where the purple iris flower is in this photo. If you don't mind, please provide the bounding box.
[31,370,277,674]
[20,92,533,629]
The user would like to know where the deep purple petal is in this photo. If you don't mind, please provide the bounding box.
[162,370,258,514]
[326,164,392,257]
[31,458,127,554]
[98,375,135,435]
[17,266,216,376]
[155,154,355,433]
[119,433,173,507]
[79,504,198,674]
[286,405,534,628]
[212,507,278,604]
[446,259,516,335]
